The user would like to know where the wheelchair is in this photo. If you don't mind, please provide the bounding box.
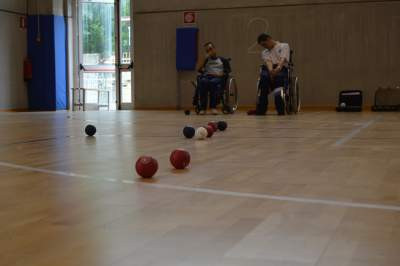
[191,59,238,115]
[285,50,301,114]
[256,50,300,115]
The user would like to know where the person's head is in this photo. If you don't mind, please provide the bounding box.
[257,33,275,50]
[204,42,217,57]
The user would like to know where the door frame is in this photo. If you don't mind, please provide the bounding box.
[73,0,134,111]
[116,0,134,110]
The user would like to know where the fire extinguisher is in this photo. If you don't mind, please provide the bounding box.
[24,57,32,81]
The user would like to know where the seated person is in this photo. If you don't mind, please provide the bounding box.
[197,42,231,115]
[250,33,290,116]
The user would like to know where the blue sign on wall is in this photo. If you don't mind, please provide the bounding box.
[176,27,199,71]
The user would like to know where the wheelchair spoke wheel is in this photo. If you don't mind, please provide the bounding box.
[191,80,202,115]
[285,76,301,115]
[293,77,300,114]
[223,77,238,114]
[285,92,291,115]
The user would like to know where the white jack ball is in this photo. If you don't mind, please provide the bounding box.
[195,127,208,140]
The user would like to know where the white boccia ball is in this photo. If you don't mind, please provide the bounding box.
[195,127,208,140]
[340,102,346,108]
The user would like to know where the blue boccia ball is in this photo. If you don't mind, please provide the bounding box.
[85,125,97,136]
[183,126,195,139]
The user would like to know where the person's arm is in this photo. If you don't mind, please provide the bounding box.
[197,56,208,73]
[262,51,274,73]
[266,60,274,73]
[276,44,290,71]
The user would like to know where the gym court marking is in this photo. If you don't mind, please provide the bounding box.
[332,117,380,148]
[1,159,400,213]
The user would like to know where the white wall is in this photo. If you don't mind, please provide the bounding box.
[0,0,28,110]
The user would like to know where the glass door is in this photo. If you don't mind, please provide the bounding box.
[77,0,133,111]
[78,0,116,110]
[118,0,134,109]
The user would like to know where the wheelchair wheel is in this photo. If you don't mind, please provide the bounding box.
[285,90,291,115]
[292,77,300,114]
[191,80,201,115]
[285,77,300,114]
[222,77,238,114]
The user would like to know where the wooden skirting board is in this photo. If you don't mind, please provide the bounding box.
[0,106,374,112]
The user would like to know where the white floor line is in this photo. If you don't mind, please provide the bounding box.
[122,180,135,184]
[332,118,378,147]
[0,161,91,179]
[104,178,118,182]
[1,160,400,212]
[141,182,400,212]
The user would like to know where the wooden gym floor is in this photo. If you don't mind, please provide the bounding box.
[0,110,400,266]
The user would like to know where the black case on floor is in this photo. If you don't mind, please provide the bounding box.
[336,90,363,112]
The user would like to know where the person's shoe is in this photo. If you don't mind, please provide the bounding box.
[211,109,218,115]
[199,110,206,115]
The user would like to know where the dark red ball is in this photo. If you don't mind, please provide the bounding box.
[205,125,214,138]
[208,122,218,132]
[135,156,158,178]
[170,149,191,170]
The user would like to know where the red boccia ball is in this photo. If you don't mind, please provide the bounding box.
[170,149,191,170]
[208,122,218,132]
[205,125,214,138]
[135,156,158,178]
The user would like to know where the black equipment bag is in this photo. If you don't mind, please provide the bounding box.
[336,90,363,112]
[372,86,400,112]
